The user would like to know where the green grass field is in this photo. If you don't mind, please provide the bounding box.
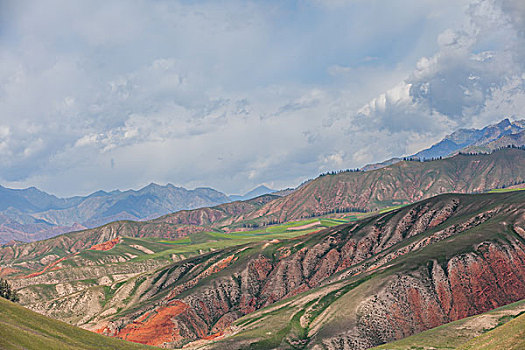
[129,216,353,261]
[0,297,154,350]
[488,187,525,193]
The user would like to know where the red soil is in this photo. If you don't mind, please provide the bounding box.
[203,331,224,340]
[114,300,189,346]
[22,255,70,278]
[89,237,120,251]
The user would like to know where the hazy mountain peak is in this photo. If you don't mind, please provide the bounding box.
[229,184,276,202]
[413,118,524,159]
[0,182,231,243]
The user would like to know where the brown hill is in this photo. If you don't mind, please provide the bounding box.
[245,148,525,223]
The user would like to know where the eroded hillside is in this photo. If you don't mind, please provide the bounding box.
[7,191,523,349]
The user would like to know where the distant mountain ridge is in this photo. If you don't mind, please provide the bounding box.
[0,183,231,243]
[228,185,276,201]
[459,129,525,155]
[413,118,524,159]
[361,118,525,171]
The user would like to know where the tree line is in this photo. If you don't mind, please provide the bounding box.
[319,168,361,177]
[0,278,18,302]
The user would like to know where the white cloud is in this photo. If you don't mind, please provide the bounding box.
[0,0,522,196]
[356,0,524,137]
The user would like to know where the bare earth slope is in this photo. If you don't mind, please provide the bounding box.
[246,148,525,222]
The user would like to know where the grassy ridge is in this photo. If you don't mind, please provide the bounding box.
[459,313,525,350]
[0,297,154,350]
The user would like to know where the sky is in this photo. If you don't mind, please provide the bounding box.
[0,0,524,197]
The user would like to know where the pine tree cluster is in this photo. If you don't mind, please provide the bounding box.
[0,278,19,302]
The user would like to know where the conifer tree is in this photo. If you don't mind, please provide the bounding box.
[0,278,19,302]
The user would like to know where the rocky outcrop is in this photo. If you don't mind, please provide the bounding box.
[318,240,525,349]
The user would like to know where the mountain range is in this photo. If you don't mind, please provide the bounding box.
[1,148,522,268]
[1,119,525,349]
[361,118,525,171]
[0,183,233,244]
[413,117,525,159]
[1,118,523,244]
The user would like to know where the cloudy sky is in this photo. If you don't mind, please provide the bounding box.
[0,0,524,196]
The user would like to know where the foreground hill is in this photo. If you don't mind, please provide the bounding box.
[7,191,522,349]
[0,296,152,349]
[178,191,525,349]
[0,183,231,244]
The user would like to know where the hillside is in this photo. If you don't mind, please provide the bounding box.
[0,296,153,349]
[1,149,523,271]
[371,299,525,350]
[5,191,523,349]
[245,148,525,222]
[185,191,525,349]
[0,183,230,243]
